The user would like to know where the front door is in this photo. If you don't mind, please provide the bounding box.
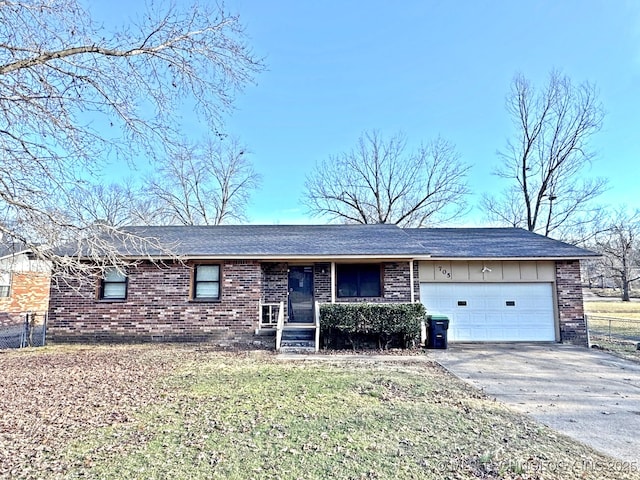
[288,266,314,323]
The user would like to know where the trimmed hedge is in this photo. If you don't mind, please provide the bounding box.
[319,303,426,350]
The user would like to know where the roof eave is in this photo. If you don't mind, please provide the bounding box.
[78,253,430,261]
[422,255,600,261]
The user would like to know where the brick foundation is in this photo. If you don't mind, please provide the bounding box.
[555,260,588,346]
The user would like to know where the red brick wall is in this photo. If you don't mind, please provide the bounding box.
[555,260,588,346]
[48,260,263,345]
[48,259,419,345]
[313,263,331,303]
[0,272,50,326]
[261,262,288,318]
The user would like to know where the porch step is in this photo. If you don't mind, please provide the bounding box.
[279,325,317,353]
[279,344,316,354]
[281,327,315,342]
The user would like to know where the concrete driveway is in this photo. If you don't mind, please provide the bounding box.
[433,344,640,464]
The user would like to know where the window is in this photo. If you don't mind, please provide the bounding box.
[336,264,381,297]
[193,264,221,300]
[100,268,127,300]
[0,271,10,298]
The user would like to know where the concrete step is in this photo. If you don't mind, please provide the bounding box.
[280,339,315,348]
[279,345,316,354]
[281,328,315,341]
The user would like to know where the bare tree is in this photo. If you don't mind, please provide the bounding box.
[65,180,166,227]
[483,71,606,237]
[0,0,262,277]
[304,131,470,226]
[147,138,261,225]
[592,209,640,301]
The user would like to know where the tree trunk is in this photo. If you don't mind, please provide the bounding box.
[622,281,630,302]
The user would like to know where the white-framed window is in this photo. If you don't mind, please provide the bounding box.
[100,268,128,300]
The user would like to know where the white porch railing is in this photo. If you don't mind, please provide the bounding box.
[314,301,321,352]
[275,301,285,351]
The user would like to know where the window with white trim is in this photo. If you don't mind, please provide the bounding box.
[193,264,221,300]
[0,271,10,298]
[100,268,127,300]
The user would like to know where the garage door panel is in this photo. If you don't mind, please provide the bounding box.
[420,282,556,342]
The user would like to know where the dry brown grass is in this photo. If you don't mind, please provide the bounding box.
[584,301,640,320]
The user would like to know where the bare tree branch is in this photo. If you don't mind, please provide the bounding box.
[484,71,606,237]
[0,0,263,279]
[303,131,470,227]
[589,208,640,301]
[145,138,261,225]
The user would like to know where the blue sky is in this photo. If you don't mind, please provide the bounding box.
[114,1,640,225]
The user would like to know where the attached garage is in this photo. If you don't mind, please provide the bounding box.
[420,282,556,342]
[417,258,559,343]
[405,227,598,346]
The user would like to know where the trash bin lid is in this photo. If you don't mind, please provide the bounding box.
[427,315,449,321]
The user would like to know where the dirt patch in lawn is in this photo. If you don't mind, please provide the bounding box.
[1,344,638,480]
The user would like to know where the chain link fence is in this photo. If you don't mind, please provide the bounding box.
[586,314,640,344]
[0,312,47,349]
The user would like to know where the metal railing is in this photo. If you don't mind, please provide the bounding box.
[0,312,47,349]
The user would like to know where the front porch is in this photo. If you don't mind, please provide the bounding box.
[259,300,320,352]
[257,260,417,352]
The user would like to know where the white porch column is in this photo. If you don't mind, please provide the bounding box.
[331,261,336,303]
[409,260,415,303]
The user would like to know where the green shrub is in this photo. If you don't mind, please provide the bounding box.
[319,303,426,350]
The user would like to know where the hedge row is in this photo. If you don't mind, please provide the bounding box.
[319,303,426,350]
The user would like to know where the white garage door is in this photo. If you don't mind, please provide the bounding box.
[420,283,556,342]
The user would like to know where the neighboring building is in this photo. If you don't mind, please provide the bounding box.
[47,225,596,348]
[0,243,51,327]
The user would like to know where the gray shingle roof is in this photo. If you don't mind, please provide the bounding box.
[69,225,596,260]
[405,227,596,259]
[106,224,427,258]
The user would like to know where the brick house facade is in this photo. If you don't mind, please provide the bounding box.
[47,225,595,348]
[48,259,415,346]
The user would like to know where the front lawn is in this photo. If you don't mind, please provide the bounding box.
[1,345,637,480]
